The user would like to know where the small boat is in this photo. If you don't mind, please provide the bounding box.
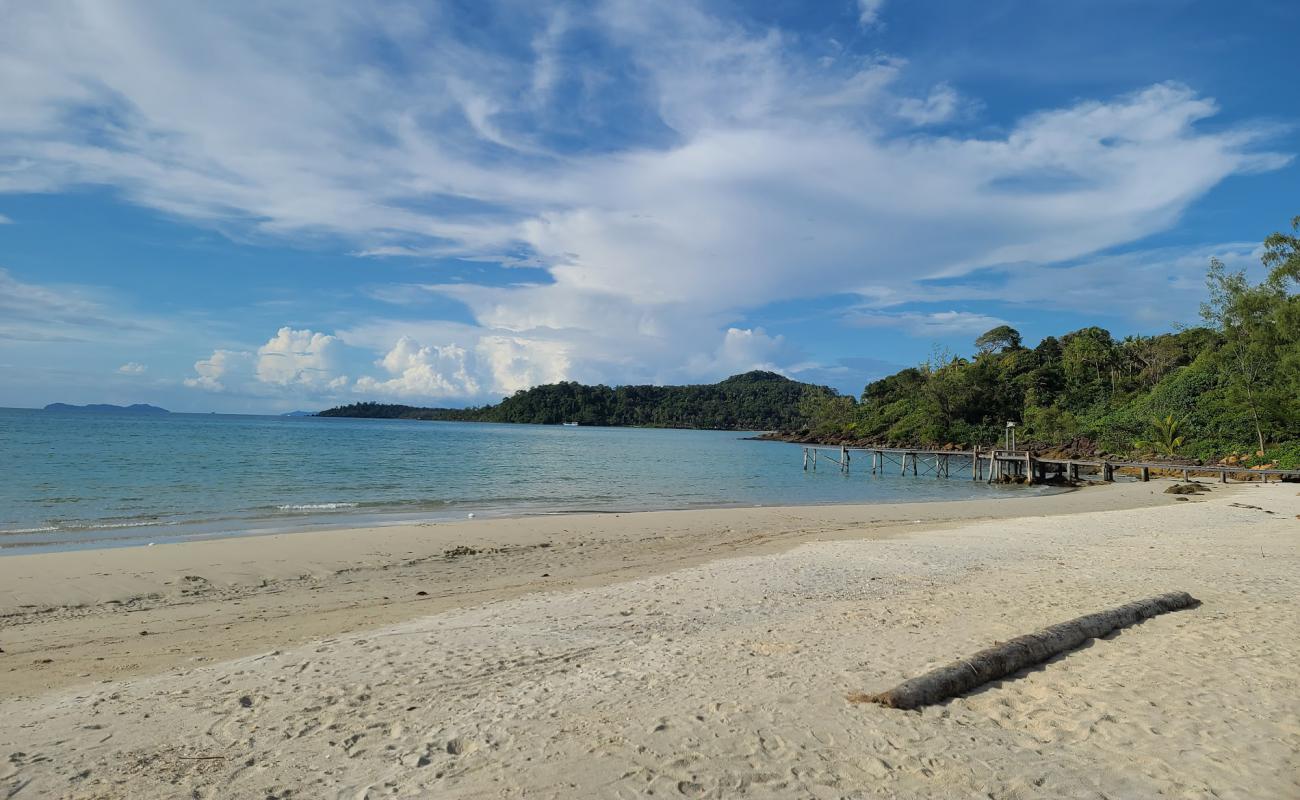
[562,421,579,427]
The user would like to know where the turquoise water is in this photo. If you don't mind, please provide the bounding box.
[0,408,1052,553]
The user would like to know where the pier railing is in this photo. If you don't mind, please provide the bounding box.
[800,445,1300,485]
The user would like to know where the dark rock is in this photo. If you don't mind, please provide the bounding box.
[446,737,471,755]
[1165,484,1198,495]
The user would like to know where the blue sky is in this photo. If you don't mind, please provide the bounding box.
[0,0,1296,413]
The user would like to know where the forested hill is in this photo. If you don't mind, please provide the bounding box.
[318,371,839,431]
[792,216,1300,469]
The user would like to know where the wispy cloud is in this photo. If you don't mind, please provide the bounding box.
[0,268,157,343]
[844,310,1011,337]
[896,82,961,125]
[857,0,887,28]
[855,242,1266,329]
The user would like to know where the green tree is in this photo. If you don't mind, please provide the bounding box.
[1060,327,1117,405]
[1262,216,1300,431]
[974,325,1023,355]
[1201,258,1285,454]
[800,394,858,436]
[1133,414,1186,457]
[1023,404,1079,444]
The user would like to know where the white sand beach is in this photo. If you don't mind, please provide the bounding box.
[2,481,1298,798]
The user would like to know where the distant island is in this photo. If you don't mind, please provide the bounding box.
[43,403,170,415]
[318,371,838,431]
[280,410,315,417]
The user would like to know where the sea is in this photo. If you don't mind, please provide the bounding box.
[0,407,1058,554]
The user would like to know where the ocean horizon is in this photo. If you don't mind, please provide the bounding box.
[0,406,1057,554]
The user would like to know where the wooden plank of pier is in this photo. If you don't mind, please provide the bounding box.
[799,446,1300,483]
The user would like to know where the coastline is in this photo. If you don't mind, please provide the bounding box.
[0,484,1069,557]
[2,479,1296,798]
[5,481,1171,700]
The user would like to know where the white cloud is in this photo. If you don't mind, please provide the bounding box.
[855,242,1266,331]
[116,361,146,375]
[355,337,479,399]
[857,0,887,28]
[255,327,347,390]
[0,267,156,343]
[0,213,12,224]
[515,83,1282,316]
[184,327,346,395]
[896,83,960,125]
[686,327,788,377]
[184,349,251,392]
[476,335,572,395]
[846,310,1011,337]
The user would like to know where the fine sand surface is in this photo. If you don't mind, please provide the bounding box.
[0,484,1164,699]
[2,482,1299,798]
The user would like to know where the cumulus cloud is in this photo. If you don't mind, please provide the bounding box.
[116,361,146,374]
[0,2,1289,398]
[355,337,479,399]
[476,336,572,394]
[255,327,347,390]
[686,327,788,377]
[184,349,251,392]
[184,328,346,395]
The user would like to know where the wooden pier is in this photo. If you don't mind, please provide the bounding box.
[800,445,1300,485]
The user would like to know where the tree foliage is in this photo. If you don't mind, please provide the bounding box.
[974,324,1023,354]
[799,218,1300,466]
[1133,414,1185,457]
[319,371,839,431]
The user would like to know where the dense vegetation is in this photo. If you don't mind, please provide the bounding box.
[797,217,1300,468]
[319,371,839,431]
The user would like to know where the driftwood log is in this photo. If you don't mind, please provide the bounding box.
[865,591,1199,710]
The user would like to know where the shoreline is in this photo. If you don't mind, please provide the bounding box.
[0,480,1073,557]
[2,479,1295,798]
[2,480,1180,700]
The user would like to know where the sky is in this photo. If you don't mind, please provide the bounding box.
[0,0,1296,413]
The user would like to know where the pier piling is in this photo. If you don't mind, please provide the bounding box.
[797,447,1300,485]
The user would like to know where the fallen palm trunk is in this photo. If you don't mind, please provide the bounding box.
[864,591,1199,710]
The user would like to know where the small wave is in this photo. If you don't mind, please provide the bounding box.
[275,502,360,512]
[77,519,170,529]
[0,525,60,536]
[0,519,171,536]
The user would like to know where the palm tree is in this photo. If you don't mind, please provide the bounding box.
[1134,414,1185,457]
